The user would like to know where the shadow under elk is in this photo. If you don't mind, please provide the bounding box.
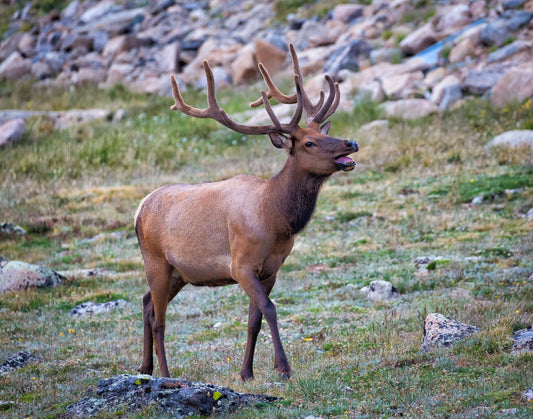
[135,44,359,381]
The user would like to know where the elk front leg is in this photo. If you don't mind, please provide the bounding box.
[236,269,290,379]
[241,274,277,381]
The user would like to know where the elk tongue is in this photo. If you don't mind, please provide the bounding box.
[335,156,355,165]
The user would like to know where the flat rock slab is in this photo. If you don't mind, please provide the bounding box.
[421,313,480,351]
[68,299,127,317]
[512,326,533,353]
[0,260,64,294]
[65,374,279,417]
[0,351,37,375]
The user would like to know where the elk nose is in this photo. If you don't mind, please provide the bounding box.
[345,140,359,152]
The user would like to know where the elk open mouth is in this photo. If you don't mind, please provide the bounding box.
[335,155,356,171]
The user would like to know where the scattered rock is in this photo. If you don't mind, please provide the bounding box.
[485,130,533,149]
[65,374,278,417]
[0,351,37,375]
[0,222,26,236]
[360,280,399,302]
[68,300,127,317]
[0,260,64,294]
[511,326,533,353]
[0,118,25,147]
[471,194,484,205]
[521,388,533,402]
[399,23,439,55]
[421,313,480,351]
[462,70,503,95]
[490,63,533,108]
[381,99,439,119]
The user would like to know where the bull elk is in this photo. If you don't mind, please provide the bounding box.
[135,44,358,381]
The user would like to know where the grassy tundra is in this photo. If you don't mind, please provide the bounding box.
[0,79,532,417]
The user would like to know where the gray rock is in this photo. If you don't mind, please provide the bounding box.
[65,374,278,417]
[0,351,37,375]
[360,280,399,302]
[370,48,403,65]
[439,84,462,111]
[68,300,127,317]
[512,326,533,353]
[461,70,502,95]
[490,63,533,108]
[324,40,372,78]
[485,130,533,149]
[481,10,533,46]
[0,261,64,294]
[487,40,532,63]
[0,118,25,146]
[421,313,480,351]
[502,0,526,9]
[0,222,26,236]
[521,388,533,402]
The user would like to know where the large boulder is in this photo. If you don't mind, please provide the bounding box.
[490,63,533,108]
[255,39,286,77]
[65,374,278,417]
[0,260,64,294]
[0,118,25,147]
[461,70,503,95]
[481,10,533,46]
[0,51,31,80]
[323,40,372,78]
[421,313,480,351]
[399,23,439,55]
[486,130,533,149]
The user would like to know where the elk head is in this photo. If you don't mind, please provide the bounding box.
[170,44,358,177]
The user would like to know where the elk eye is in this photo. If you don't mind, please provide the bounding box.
[305,141,315,148]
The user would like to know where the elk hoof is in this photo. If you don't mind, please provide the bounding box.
[138,364,153,375]
[240,368,254,381]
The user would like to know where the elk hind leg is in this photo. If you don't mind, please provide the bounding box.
[140,261,184,377]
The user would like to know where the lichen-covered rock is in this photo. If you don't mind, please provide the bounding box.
[0,351,37,375]
[68,300,127,317]
[421,313,480,351]
[0,260,64,294]
[0,222,26,236]
[65,374,278,417]
[360,280,399,302]
[512,326,533,353]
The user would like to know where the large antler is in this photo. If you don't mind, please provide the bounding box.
[250,43,340,126]
[170,61,303,136]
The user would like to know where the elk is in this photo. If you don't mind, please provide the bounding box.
[135,44,358,381]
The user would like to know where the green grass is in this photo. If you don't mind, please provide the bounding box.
[0,76,532,418]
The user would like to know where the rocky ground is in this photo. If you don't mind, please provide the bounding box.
[0,0,532,123]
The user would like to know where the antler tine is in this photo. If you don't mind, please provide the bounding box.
[312,75,340,124]
[171,61,300,136]
[250,63,297,108]
[282,75,304,134]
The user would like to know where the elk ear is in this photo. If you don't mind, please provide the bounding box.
[269,132,290,150]
[320,121,331,135]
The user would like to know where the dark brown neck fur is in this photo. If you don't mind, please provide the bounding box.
[267,157,329,236]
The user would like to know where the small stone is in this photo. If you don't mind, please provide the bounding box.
[421,313,480,351]
[471,194,484,205]
[512,326,533,353]
[361,280,398,302]
[0,222,26,236]
[68,300,127,317]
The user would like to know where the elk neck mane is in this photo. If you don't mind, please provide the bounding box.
[266,157,329,236]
